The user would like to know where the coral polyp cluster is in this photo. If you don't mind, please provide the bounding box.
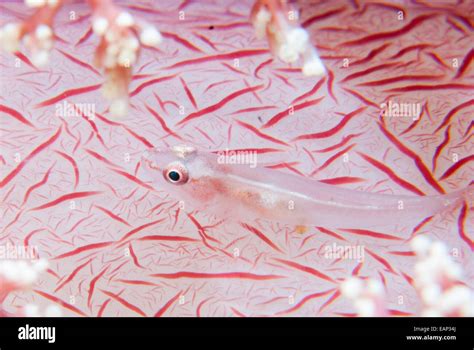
[89,0,162,117]
[0,258,61,317]
[0,0,61,66]
[251,0,325,76]
[341,237,473,317]
[411,236,473,317]
[341,277,387,316]
[0,0,164,118]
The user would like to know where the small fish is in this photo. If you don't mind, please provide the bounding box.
[142,145,470,230]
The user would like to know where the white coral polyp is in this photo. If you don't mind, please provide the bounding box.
[33,258,49,272]
[412,238,473,316]
[429,241,448,258]
[366,279,383,297]
[0,259,48,288]
[340,277,364,299]
[31,50,50,67]
[105,29,119,43]
[420,284,442,306]
[117,48,136,67]
[23,303,62,317]
[139,26,162,47]
[254,7,271,39]
[115,12,134,27]
[341,277,385,316]
[103,36,138,69]
[439,286,472,314]
[444,262,462,280]
[285,27,309,54]
[44,305,62,317]
[110,99,129,118]
[0,23,22,52]
[278,43,299,63]
[124,37,139,51]
[23,304,40,317]
[92,17,109,36]
[276,27,309,64]
[302,47,326,76]
[354,298,376,317]
[31,50,49,67]
[25,0,46,8]
[35,24,52,41]
[410,235,431,256]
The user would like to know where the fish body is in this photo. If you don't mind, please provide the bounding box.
[142,145,468,230]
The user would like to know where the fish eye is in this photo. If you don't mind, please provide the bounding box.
[163,161,189,185]
[168,170,180,182]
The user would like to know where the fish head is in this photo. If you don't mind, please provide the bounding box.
[142,145,222,206]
